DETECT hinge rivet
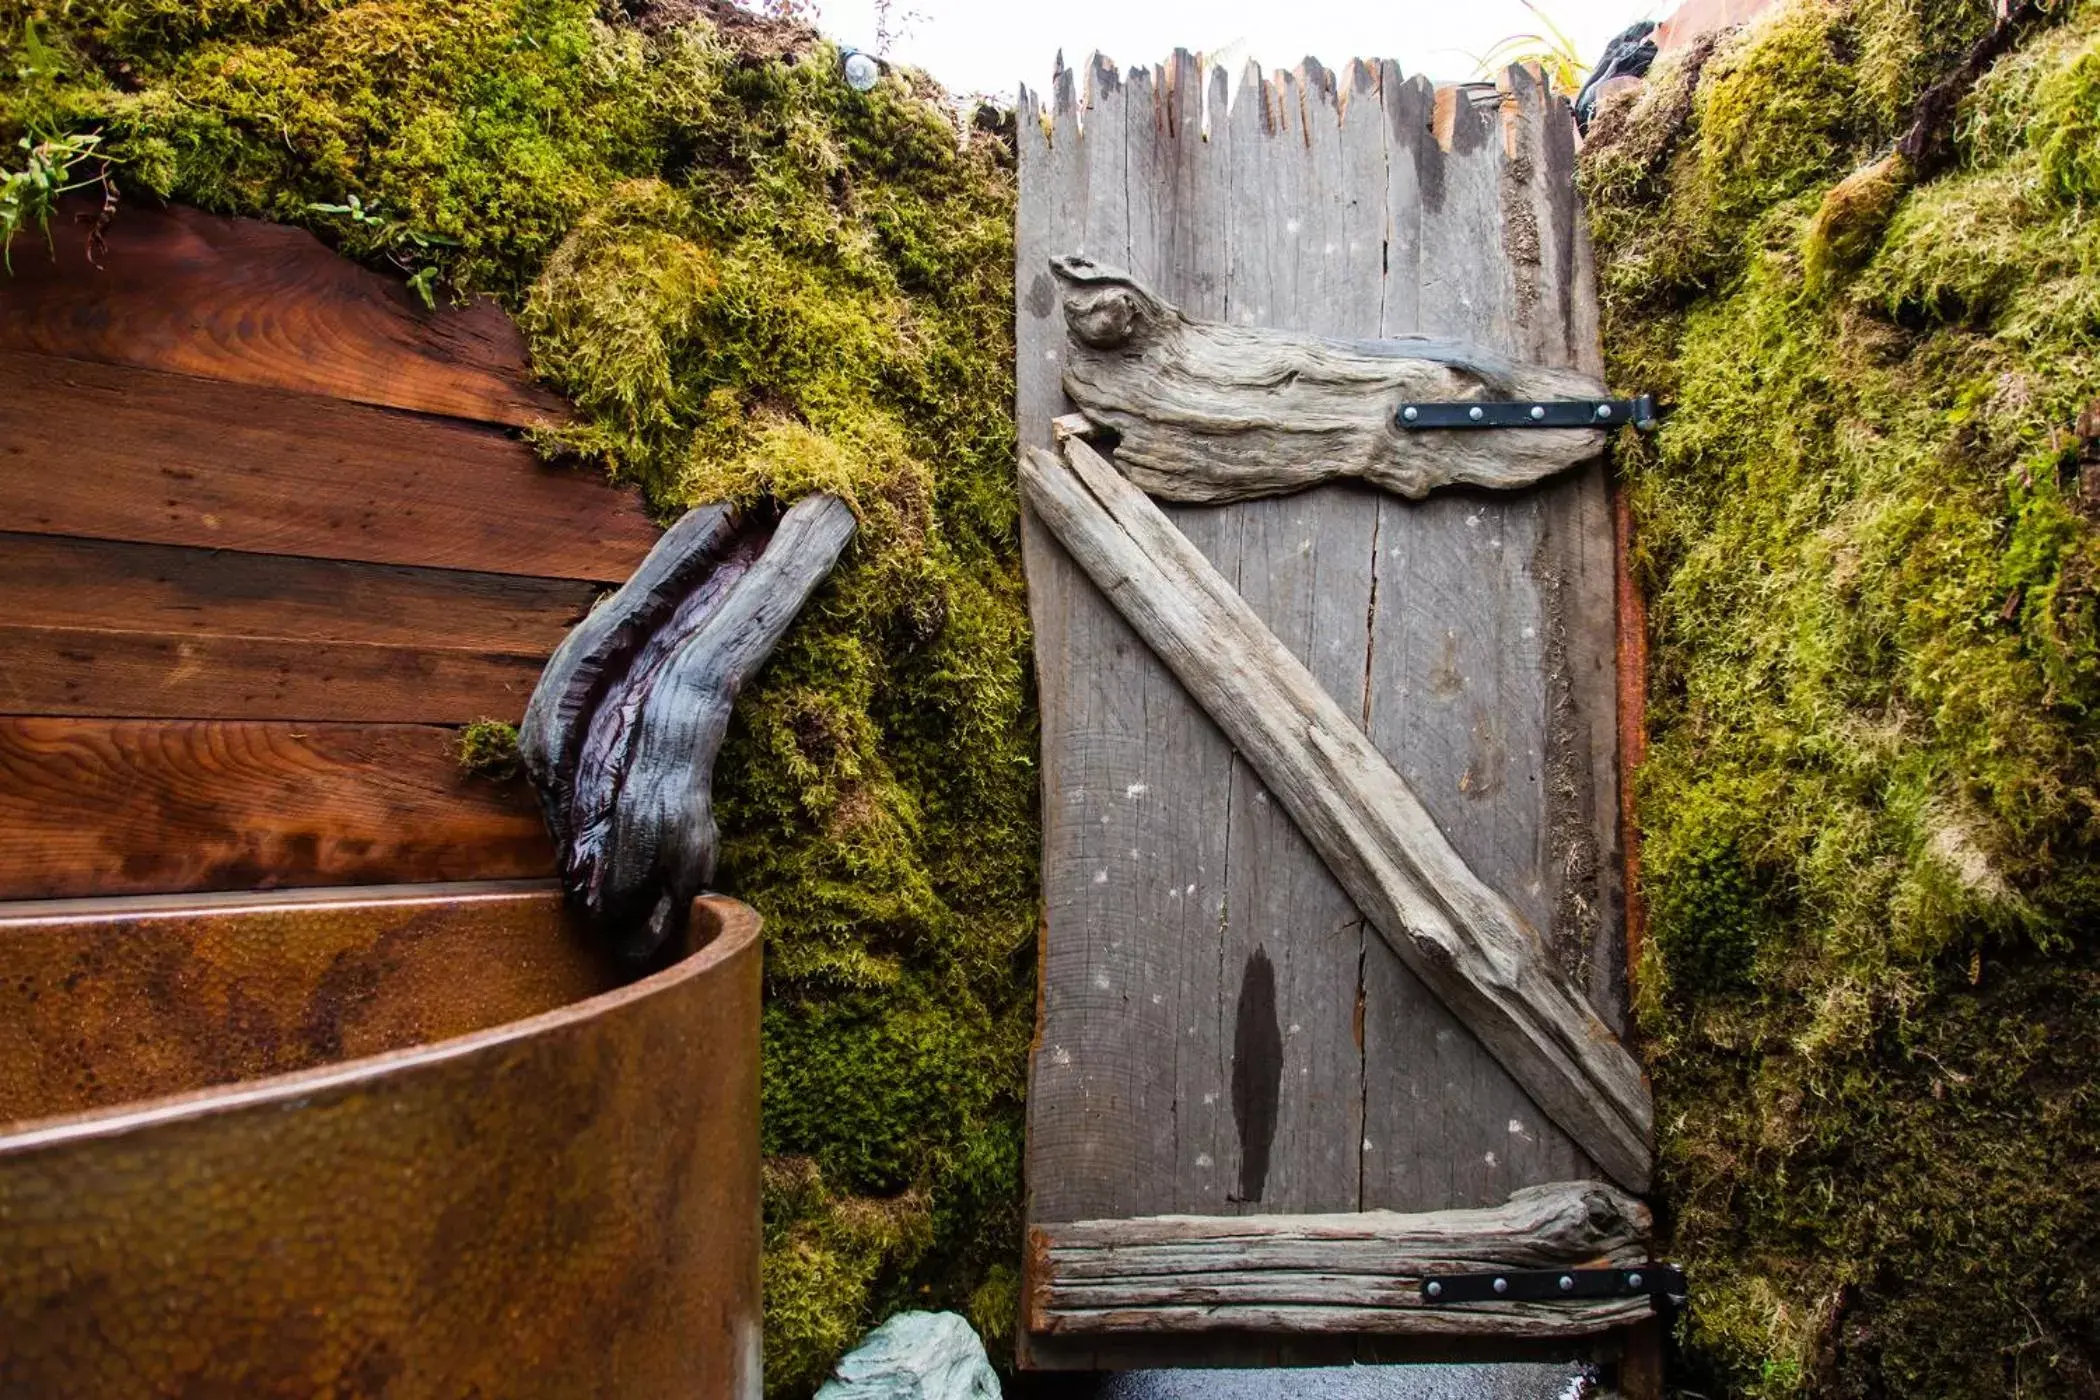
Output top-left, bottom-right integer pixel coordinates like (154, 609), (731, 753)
(1559, 1275), (1574, 1292)
(1402, 406), (1419, 422)
(1468, 405), (1484, 422)
(1627, 1272), (1644, 1291)
(1596, 403), (1614, 420)
(1492, 1277), (1509, 1295)
(1425, 1280), (1442, 1299)
(1529, 405), (1546, 421)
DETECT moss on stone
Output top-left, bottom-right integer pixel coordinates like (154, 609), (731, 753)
(1583, 1), (2100, 1393)
(2, 3), (1029, 1392)
(761, 1155), (935, 1398)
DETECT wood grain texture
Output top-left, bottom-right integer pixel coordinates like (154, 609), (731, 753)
(521, 495), (856, 958)
(1358, 67), (1625, 1214)
(1017, 53), (1633, 1364)
(1023, 435), (1651, 1191)
(0, 198), (570, 426)
(1051, 255), (1606, 502)
(0, 533), (597, 651)
(1027, 1181), (1651, 1337)
(0, 350), (657, 580)
(0, 718), (553, 900)
(0, 625), (547, 723)
(1615, 476), (1651, 994)
(0, 533), (589, 720)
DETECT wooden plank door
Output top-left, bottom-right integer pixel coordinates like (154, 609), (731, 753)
(1017, 53), (1642, 1368)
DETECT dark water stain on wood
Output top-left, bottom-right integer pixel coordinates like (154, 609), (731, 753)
(1231, 945), (1283, 1203)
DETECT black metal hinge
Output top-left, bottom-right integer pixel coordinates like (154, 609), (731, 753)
(1396, 395), (1660, 431)
(1420, 1265), (1688, 1307)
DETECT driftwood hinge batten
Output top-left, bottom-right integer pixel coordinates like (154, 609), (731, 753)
(1051, 256), (1616, 503)
(1018, 47), (1643, 1369)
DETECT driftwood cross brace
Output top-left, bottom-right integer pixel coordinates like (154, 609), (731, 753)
(1026, 264), (1653, 1196)
(1023, 435), (1651, 1193)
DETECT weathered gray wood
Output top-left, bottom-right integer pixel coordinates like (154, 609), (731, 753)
(1204, 55), (1382, 1220)
(1358, 68), (1623, 1214)
(1028, 1181), (1651, 1336)
(519, 494), (854, 958)
(1053, 256), (1605, 503)
(1018, 54), (1632, 1365)
(1024, 435), (1650, 1191)
(1137, 51), (1264, 1218)
(1020, 51), (1233, 1229)
(1365, 72), (1568, 1216)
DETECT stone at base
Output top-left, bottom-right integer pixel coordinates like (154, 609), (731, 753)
(815, 1311), (1001, 1400)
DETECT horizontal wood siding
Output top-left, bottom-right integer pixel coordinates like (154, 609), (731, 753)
(0, 535), (597, 651)
(1, 351), (656, 580)
(0, 198), (571, 426)
(0, 718), (554, 898)
(0, 201), (658, 900)
(0, 626), (548, 722)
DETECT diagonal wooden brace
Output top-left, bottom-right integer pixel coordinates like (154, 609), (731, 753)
(1020, 436), (1653, 1192)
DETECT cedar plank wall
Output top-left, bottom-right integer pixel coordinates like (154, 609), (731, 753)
(0, 201), (659, 900)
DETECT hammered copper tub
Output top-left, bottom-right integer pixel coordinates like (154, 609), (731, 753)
(0, 881), (761, 1398)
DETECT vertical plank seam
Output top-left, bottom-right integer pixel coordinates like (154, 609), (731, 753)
(1214, 507), (1251, 1211)
(1355, 53), (1396, 1213)
(1212, 55), (1241, 1215)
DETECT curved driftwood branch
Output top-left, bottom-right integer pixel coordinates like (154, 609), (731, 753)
(1028, 1180), (1653, 1337)
(521, 493), (856, 958)
(1052, 255), (1609, 503)
(1021, 436), (1652, 1191)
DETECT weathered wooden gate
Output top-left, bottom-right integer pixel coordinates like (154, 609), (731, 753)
(1017, 52), (1656, 1372)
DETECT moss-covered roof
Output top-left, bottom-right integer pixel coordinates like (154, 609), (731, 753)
(1583, 0), (2100, 1392)
(3, 2), (1031, 1393)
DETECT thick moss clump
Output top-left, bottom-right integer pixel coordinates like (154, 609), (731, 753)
(1, 3), (1030, 1392)
(457, 717), (523, 779)
(1583, 2), (2100, 1394)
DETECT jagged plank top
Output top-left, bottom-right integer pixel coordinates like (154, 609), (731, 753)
(1053, 255), (1609, 503)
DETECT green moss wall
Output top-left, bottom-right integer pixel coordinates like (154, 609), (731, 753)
(2, 3), (1031, 1393)
(1581, 2), (2100, 1393)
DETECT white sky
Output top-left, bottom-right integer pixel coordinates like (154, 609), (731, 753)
(810, 0), (1663, 101)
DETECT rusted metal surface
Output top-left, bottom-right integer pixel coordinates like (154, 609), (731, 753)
(0, 883), (762, 1399)
(0, 881), (619, 1121)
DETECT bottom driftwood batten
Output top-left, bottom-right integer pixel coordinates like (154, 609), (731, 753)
(1027, 1182), (1653, 1339)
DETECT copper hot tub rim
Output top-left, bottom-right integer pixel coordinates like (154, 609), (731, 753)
(0, 883), (761, 1154)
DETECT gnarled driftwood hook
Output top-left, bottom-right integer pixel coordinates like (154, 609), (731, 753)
(521, 493), (856, 959)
